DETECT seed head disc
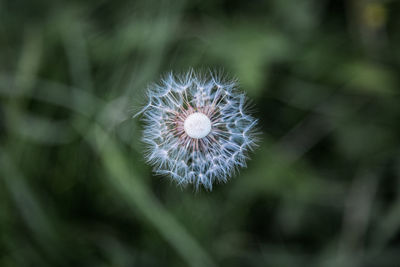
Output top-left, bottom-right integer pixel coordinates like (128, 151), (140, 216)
(184, 112), (211, 139)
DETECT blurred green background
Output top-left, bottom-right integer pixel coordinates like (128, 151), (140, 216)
(1, 0), (400, 266)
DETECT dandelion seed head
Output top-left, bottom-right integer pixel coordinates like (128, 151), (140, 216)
(137, 70), (258, 190)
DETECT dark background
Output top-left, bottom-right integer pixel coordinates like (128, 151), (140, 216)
(1, 0), (400, 266)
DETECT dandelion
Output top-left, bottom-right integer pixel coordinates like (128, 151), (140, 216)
(136, 70), (258, 190)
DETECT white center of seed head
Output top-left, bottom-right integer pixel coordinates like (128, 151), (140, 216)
(184, 112), (212, 139)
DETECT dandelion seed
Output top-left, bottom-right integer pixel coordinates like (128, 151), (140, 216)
(136, 70), (258, 190)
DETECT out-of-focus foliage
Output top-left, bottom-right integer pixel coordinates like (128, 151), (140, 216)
(1, 0), (400, 266)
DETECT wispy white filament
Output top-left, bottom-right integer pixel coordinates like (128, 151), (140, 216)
(137, 70), (258, 190)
